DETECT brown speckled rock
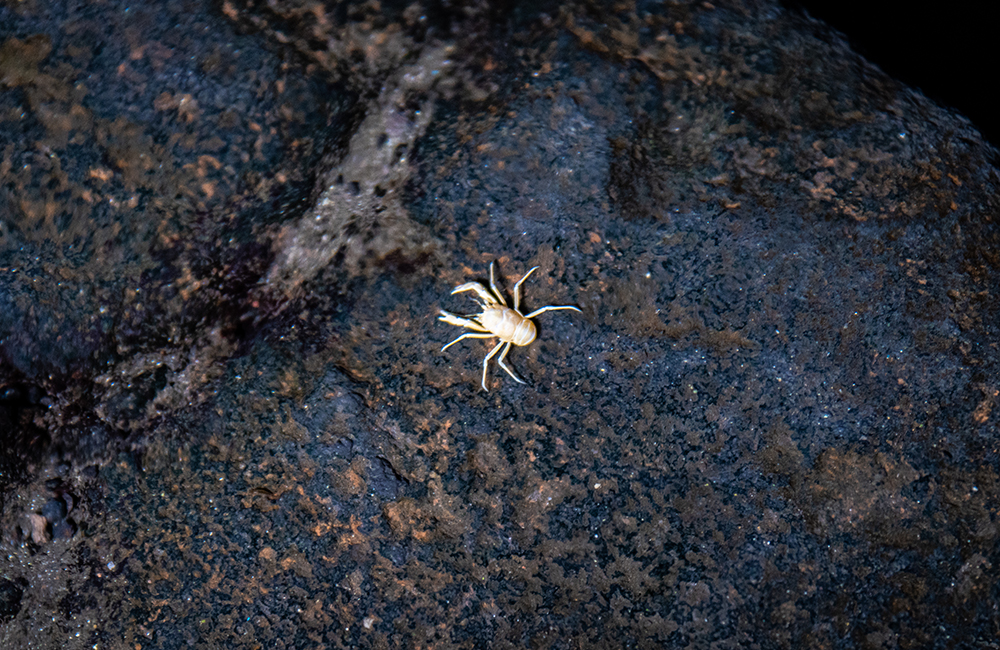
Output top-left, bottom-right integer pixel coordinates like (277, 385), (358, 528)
(2, 1), (998, 649)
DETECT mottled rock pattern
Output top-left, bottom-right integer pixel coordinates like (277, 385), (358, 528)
(2, 1), (998, 649)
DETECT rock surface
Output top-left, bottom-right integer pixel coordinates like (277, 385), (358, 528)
(1, 1), (998, 648)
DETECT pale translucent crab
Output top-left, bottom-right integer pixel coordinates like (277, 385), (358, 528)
(439, 262), (581, 390)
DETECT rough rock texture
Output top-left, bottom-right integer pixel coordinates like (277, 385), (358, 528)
(2, 1), (998, 649)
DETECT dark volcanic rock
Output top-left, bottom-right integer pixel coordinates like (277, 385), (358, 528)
(0, 577), (25, 623)
(1, 1), (998, 649)
(0, 0), (348, 381)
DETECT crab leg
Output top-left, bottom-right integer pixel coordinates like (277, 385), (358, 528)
(496, 341), (525, 384)
(512, 266), (538, 312)
(488, 262), (508, 306)
(451, 282), (498, 306)
(442, 332), (495, 352)
(523, 305), (582, 319)
(438, 310), (488, 331)
(481, 341), (505, 391)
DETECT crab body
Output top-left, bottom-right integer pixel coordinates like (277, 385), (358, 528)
(479, 306), (537, 346)
(439, 262), (580, 391)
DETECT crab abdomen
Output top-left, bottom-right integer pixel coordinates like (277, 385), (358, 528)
(481, 307), (537, 346)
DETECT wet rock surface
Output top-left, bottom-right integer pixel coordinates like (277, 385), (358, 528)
(2, 1), (999, 649)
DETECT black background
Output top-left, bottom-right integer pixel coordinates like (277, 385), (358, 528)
(786, 1), (996, 147)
